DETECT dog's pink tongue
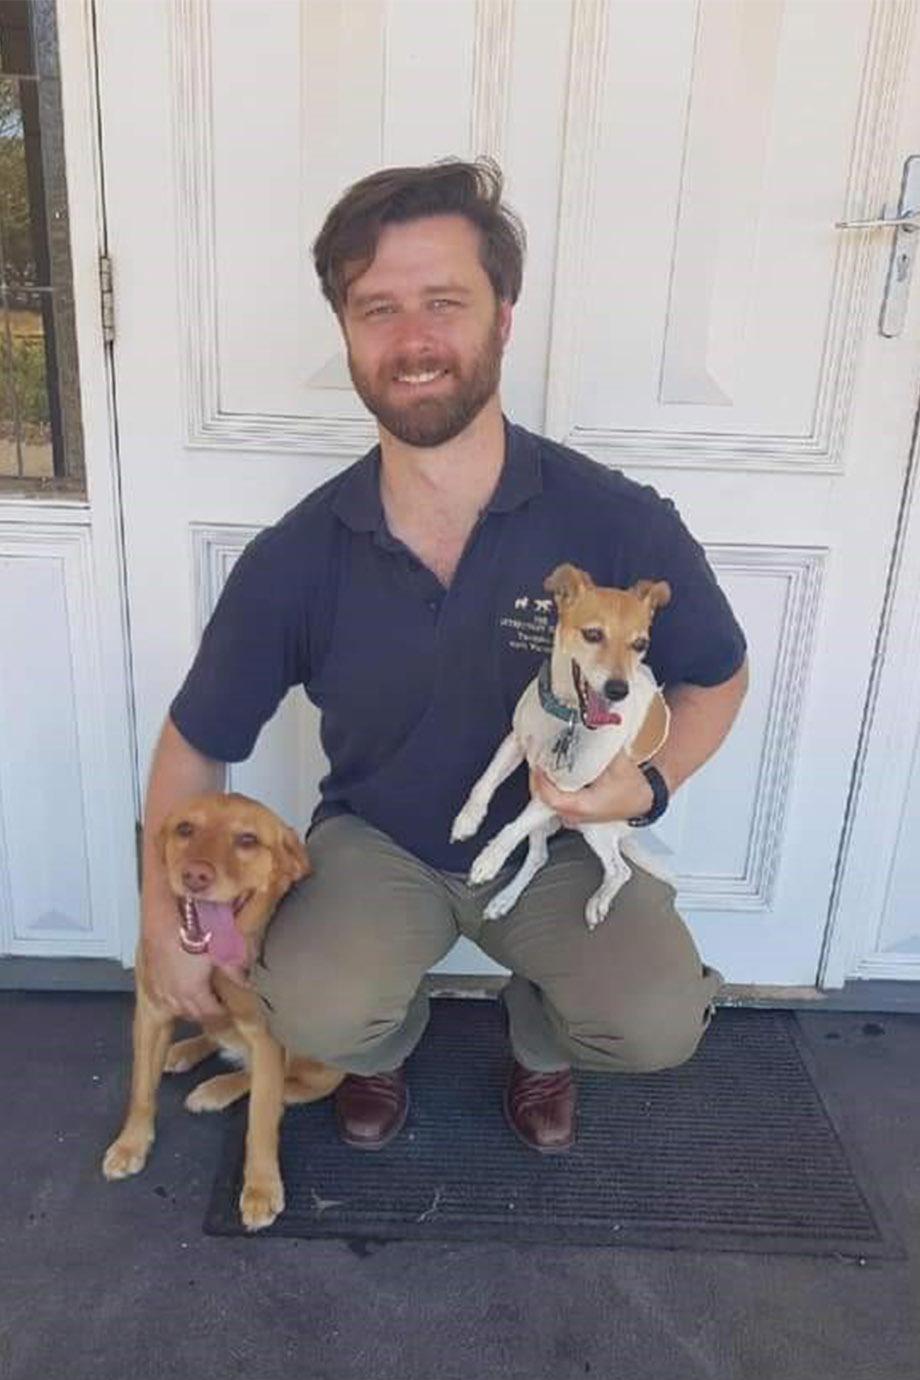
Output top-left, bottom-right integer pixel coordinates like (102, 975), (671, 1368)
(194, 900), (247, 968)
(585, 685), (622, 728)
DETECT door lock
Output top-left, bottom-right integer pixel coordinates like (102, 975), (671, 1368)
(836, 154), (920, 338)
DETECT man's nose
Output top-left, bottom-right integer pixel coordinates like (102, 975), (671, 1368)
(603, 678), (629, 702)
(390, 309), (441, 350)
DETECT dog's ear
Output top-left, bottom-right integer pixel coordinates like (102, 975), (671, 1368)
(279, 826), (311, 882)
(544, 564), (593, 606)
(632, 579), (671, 614)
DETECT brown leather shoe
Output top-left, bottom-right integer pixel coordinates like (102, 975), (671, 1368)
(504, 1059), (576, 1153)
(334, 1067), (409, 1150)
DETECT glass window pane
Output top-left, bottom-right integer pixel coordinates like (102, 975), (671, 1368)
(0, 304), (20, 476)
(0, 75), (49, 289)
(6, 285), (53, 478)
(0, 1), (82, 496)
(0, 2), (35, 78)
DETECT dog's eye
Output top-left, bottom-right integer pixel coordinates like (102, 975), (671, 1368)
(236, 832), (260, 849)
(175, 821), (194, 838)
(632, 636), (649, 653)
(581, 627), (604, 644)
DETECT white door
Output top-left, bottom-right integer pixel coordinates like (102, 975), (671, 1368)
(95, 0), (920, 986)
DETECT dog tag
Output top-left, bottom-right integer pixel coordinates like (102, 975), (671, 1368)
(551, 723), (577, 773)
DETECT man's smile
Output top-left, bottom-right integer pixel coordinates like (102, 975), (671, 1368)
(392, 367), (451, 387)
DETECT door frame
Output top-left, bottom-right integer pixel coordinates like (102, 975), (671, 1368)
(54, 0), (139, 962)
(821, 390), (920, 985)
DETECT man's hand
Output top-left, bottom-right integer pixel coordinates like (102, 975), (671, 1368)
(138, 717), (234, 1021)
(142, 911), (225, 1021)
(531, 752), (654, 827)
(531, 662), (750, 829)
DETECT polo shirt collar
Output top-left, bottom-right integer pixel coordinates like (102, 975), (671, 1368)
(488, 419), (544, 513)
(331, 416), (543, 534)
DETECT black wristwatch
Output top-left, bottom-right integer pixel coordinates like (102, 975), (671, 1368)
(627, 763), (670, 827)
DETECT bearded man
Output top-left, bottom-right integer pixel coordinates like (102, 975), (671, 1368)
(141, 160), (747, 1153)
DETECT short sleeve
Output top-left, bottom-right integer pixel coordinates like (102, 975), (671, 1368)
(169, 531), (309, 761)
(638, 503), (747, 688)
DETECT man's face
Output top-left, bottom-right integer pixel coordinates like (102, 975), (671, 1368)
(340, 214), (512, 448)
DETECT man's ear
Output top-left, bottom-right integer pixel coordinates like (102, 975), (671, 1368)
(544, 564), (593, 607)
(498, 298), (513, 348)
(632, 579), (671, 614)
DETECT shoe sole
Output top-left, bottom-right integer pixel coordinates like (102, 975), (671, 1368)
(502, 1085), (575, 1155)
(335, 1088), (410, 1151)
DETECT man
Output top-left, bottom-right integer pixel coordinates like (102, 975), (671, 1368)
(143, 159), (747, 1153)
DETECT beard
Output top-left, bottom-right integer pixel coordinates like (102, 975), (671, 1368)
(347, 310), (505, 448)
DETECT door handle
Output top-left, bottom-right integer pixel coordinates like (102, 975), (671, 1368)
(834, 212), (919, 229)
(835, 155), (920, 337)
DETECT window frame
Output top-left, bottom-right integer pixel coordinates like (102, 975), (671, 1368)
(0, 0), (86, 499)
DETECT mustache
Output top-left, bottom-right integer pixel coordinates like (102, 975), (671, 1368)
(388, 353), (453, 374)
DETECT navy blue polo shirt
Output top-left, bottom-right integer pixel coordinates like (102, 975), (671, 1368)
(170, 420), (746, 871)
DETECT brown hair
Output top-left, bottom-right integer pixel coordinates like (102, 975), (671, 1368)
(312, 157), (526, 314)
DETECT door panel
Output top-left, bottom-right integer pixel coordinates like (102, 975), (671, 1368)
(98, 0), (920, 983)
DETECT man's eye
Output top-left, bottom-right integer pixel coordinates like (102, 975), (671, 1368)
(365, 303), (394, 318)
(236, 833), (259, 849)
(430, 299), (459, 310)
(632, 637), (649, 653)
(176, 821), (194, 838)
(581, 628), (604, 644)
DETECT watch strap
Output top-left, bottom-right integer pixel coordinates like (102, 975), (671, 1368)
(627, 763), (670, 827)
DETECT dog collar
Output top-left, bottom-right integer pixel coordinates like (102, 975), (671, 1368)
(537, 660), (580, 725)
(538, 659), (623, 731)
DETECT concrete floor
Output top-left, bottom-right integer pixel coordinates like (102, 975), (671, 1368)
(1, 991), (918, 1380)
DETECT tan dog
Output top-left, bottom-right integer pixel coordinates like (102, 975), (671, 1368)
(452, 565), (671, 927)
(102, 792), (343, 1231)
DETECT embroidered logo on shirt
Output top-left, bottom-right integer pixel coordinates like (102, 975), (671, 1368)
(500, 593), (556, 656)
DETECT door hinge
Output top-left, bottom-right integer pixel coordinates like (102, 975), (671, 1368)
(99, 253), (115, 345)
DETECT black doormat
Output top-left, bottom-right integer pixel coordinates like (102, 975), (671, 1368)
(204, 999), (902, 1257)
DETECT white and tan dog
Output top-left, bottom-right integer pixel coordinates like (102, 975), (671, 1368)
(451, 565), (671, 928)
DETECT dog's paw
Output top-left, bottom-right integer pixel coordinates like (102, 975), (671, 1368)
(451, 799), (485, 842)
(164, 1035), (216, 1074)
(102, 1135), (152, 1180)
(483, 887), (515, 920)
(584, 891), (611, 931)
(585, 864), (631, 929)
(240, 1177), (284, 1232)
(184, 1082), (227, 1114)
(468, 842), (505, 887)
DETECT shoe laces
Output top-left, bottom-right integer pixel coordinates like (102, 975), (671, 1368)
(510, 1065), (572, 1110)
(343, 1070), (403, 1100)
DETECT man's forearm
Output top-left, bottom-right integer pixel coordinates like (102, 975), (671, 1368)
(651, 659), (749, 795)
(141, 717), (226, 935)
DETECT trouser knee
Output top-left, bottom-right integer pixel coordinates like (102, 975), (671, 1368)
(552, 989), (717, 1073)
(252, 959), (404, 1065)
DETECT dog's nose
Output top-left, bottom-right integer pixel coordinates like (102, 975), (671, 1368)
(603, 679), (629, 702)
(181, 861), (216, 894)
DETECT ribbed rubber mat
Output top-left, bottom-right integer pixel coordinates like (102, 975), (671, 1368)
(204, 1000), (901, 1257)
